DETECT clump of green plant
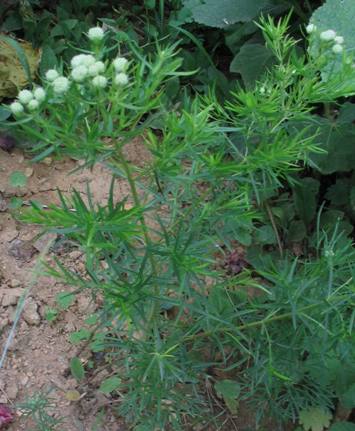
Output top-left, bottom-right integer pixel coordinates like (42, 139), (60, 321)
(3, 16), (355, 431)
(17, 390), (63, 431)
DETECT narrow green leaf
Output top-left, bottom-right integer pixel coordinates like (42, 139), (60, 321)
(99, 376), (121, 394)
(70, 357), (85, 382)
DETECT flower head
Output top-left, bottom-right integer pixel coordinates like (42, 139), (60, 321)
(334, 36), (344, 44)
(10, 101), (24, 115)
(306, 23), (316, 34)
(71, 54), (86, 68)
(114, 72), (129, 86)
(88, 61), (105, 77)
(81, 54), (96, 67)
(28, 99), (39, 111)
(71, 65), (88, 82)
(88, 26), (105, 42)
(18, 89), (33, 104)
(33, 87), (46, 102)
(332, 44), (343, 54)
(320, 29), (336, 41)
(45, 69), (59, 81)
(92, 75), (108, 88)
(52, 76), (70, 94)
(113, 57), (128, 72)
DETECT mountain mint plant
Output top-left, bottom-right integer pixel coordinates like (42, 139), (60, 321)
(3, 18), (355, 430)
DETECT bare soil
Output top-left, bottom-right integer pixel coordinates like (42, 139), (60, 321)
(0, 147), (138, 430)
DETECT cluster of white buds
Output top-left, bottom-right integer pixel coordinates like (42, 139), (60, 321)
(87, 26), (105, 42)
(10, 86), (46, 115)
(320, 29), (344, 54)
(307, 23), (344, 55)
(45, 70), (71, 95)
(113, 57), (129, 86)
(9, 26), (131, 116)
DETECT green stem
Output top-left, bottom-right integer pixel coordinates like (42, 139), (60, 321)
(184, 301), (326, 342)
(115, 149), (159, 326)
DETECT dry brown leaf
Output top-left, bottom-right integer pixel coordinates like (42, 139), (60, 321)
(0, 35), (41, 98)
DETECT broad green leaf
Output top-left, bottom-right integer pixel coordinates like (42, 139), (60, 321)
(307, 117), (355, 174)
(320, 210), (353, 236)
(0, 106), (11, 121)
(39, 45), (57, 76)
(288, 220), (307, 242)
(325, 179), (350, 206)
(255, 224), (276, 244)
(8, 197), (23, 209)
(182, 0), (274, 28)
(214, 379), (241, 414)
(144, 0), (156, 9)
(99, 376), (121, 394)
(310, 0), (355, 80)
(330, 423), (355, 431)
(44, 307), (58, 322)
(69, 329), (91, 344)
(230, 43), (275, 87)
(84, 314), (98, 326)
(293, 178), (320, 226)
(9, 170), (27, 188)
(56, 292), (75, 310)
(350, 187), (355, 212)
(70, 357), (85, 382)
(340, 383), (355, 409)
(299, 407), (332, 431)
(311, 0), (355, 67)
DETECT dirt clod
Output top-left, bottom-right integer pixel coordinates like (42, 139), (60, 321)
(8, 240), (37, 262)
(23, 299), (40, 326)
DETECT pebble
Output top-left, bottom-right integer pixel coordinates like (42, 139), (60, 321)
(8, 239), (37, 262)
(6, 382), (18, 400)
(68, 250), (83, 261)
(24, 167), (33, 177)
(0, 196), (7, 212)
(9, 279), (22, 288)
(23, 299), (41, 326)
(0, 317), (9, 330)
(1, 288), (24, 307)
(42, 157), (52, 166)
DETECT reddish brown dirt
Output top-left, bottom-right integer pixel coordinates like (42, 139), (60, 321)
(0, 147), (136, 430)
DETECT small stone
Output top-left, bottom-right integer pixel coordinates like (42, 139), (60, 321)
(8, 239), (37, 262)
(24, 167), (33, 177)
(76, 295), (95, 314)
(0, 196), (7, 212)
(1, 288), (24, 307)
(68, 250), (83, 261)
(42, 157), (52, 166)
(9, 279), (22, 288)
(0, 317), (9, 330)
(23, 299), (40, 326)
(16, 154), (25, 164)
(6, 382), (18, 400)
(33, 233), (57, 252)
(20, 375), (29, 386)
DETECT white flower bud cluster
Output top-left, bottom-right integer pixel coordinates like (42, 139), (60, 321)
(113, 57), (129, 86)
(9, 28), (131, 116)
(10, 86), (47, 115)
(87, 26), (105, 42)
(68, 53), (109, 88)
(307, 23), (345, 55)
(45, 69), (71, 94)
